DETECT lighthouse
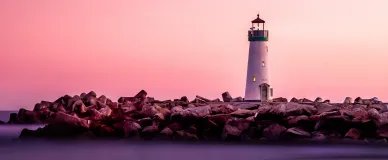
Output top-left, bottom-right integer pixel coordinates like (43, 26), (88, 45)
(244, 13), (273, 102)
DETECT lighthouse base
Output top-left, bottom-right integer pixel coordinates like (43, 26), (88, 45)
(244, 83), (273, 102)
(243, 100), (262, 102)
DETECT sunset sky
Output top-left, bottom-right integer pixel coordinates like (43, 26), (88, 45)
(1, 0), (388, 110)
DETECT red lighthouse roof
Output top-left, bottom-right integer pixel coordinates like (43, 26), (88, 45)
(251, 14), (265, 23)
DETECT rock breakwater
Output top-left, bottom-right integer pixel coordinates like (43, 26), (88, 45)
(3, 90), (388, 144)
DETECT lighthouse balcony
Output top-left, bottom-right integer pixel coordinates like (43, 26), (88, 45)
(248, 30), (269, 41)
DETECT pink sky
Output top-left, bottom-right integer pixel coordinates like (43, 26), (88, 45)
(1, 0), (388, 110)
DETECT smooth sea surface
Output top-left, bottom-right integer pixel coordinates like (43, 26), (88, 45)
(1, 111), (388, 160)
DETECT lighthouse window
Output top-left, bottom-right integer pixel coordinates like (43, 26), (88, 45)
(261, 61), (265, 67)
(252, 76), (256, 82)
(266, 46), (268, 52)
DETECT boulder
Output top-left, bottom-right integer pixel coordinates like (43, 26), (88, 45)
(175, 130), (199, 141)
(313, 114), (352, 134)
(268, 103), (286, 116)
(315, 103), (340, 115)
(123, 121), (142, 138)
(83, 91), (98, 106)
(16, 109), (41, 124)
(368, 108), (380, 120)
(7, 113), (19, 124)
(137, 117), (153, 127)
(195, 95), (211, 102)
(177, 105), (211, 120)
(310, 131), (327, 142)
(187, 104), (196, 108)
(211, 98), (222, 102)
(108, 102), (119, 109)
(282, 127), (312, 139)
(207, 114), (232, 126)
(154, 105), (171, 117)
(168, 122), (183, 132)
(272, 97), (288, 103)
(262, 123), (287, 141)
(141, 125), (159, 140)
(230, 97), (244, 102)
(314, 97), (323, 103)
(120, 102), (137, 113)
(221, 118), (251, 140)
(287, 115), (309, 126)
(36, 119), (90, 139)
(80, 93), (87, 99)
(94, 124), (116, 137)
(86, 91), (97, 98)
(235, 103), (259, 110)
(285, 102), (316, 117)
(290, 98), (299, 103)
(230, 109), (255, 118)
(51, 100), (65, 112)
(185, 125), (198, 135)
(157, 127), (174, 140)
(370, 97), (382, 104)
(368, 104), (388, 113)
(354, 97), (363, 104)
(323, 99), (330, 103)
(222, 92), (233, 102)
(66, 95), (81, 111)
(299, 98), (313, 103)
(191, 98), (208, 104)
(348, 107), (370, 123)
(344, 128), (361, 139)
(145, 97), (154, 103)
(72, 100), (87, 114)
(153, 112), (165, 121)
(33, 101), (51, 111)
(45, 112), (90, 129)
(62, 95), (73, 105)
(19, 128), (44, 139)
(134, 90), (147, 100)
(211, 104), (237, 114)
(361, 99), (372, 106)
(118, 97), (135, 103)
(140, 105), (158, 117)
(344, 97), (352, 104)
(180, 96), (189, 103)
(171, 106), (184, 114)
(84, 109), (105, 121)
(96, 101), (109, 109)
(98, 107), (112, 116)
(254, 104), (274, 120)
(97, 95), (107, 104)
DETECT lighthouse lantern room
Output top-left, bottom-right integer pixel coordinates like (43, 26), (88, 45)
(244, 13), (273, 102)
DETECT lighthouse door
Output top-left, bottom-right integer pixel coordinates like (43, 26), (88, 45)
(260, 85), (269, 101)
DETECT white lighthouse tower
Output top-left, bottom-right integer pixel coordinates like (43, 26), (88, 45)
(244, 13), (273, 102)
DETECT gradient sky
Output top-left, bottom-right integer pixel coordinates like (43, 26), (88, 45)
(1, 0), (388, 110)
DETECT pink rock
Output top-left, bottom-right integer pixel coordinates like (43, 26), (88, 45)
(222, 92), (233, 102)
(262, 123), (287, 141)
(134, 90), (147, 99)
(272, 97), (288, 103)
(345, 128), (361, 139)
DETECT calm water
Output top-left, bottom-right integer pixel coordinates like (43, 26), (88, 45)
(1, 111), (388, 160)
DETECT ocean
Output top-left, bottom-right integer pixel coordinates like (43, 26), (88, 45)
(1, 111), (388, 160)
